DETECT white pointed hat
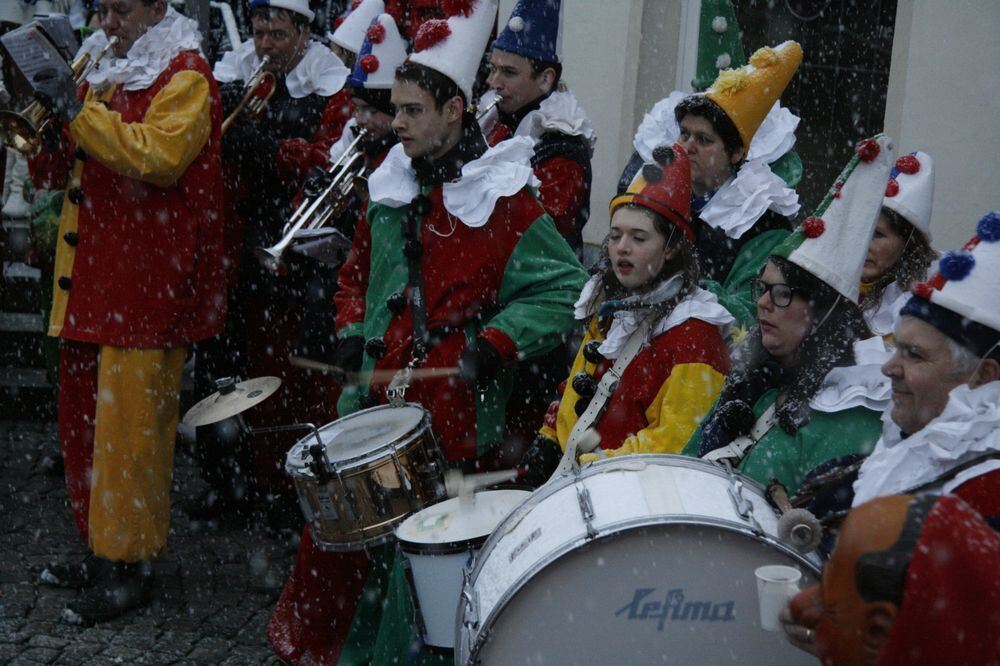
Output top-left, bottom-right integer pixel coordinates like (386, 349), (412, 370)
(408, 0), (498, 101)
(250, 0), (314, 21)
(331, 0), (384, 54)
(347, 14), (408, 90)
(771, 134), (895, 302)
(882, 150), (934, 241)
(909, 212), (1000, 336)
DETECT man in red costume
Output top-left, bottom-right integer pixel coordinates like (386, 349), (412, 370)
(31, 0), (225, 624)
(787, 493), (1000, 665)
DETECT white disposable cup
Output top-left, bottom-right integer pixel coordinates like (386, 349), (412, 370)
(755, 564), (802, 631)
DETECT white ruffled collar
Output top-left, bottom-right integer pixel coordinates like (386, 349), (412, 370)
(698, 159), (800, 239)
(632, 91), (799, 165)
(809, 336), (893, 413)
(573, 274), (734, 360)
(478, 89), (596, 152)
(80, 7), (202, 92)
(852, 381), (1000, 506)
(213, 39), (348, 99)
(862, 281), (908, 338)
(367, 136), (539, 228)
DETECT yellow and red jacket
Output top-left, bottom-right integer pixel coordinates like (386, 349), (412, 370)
(541, 314), (730, 458)
(48, 51), (225, 348)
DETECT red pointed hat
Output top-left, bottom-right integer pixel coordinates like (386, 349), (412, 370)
(610, 144), (694, 241)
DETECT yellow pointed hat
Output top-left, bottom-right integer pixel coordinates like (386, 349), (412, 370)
(704, 40), (803, 149)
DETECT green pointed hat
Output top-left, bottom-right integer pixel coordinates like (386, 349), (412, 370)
(692, 0), (746, 90)
(772, 134), (895, 302)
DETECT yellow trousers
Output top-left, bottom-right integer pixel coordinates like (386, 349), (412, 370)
(88, 345), (186, 562)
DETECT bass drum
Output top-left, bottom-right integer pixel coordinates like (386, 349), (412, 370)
(457, 455), (821, 664)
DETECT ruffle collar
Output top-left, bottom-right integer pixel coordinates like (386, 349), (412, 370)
(478, 89), (596, 152)
(698, 159), (800, 239)
(852, 381), (1000, 506)
(367, 136), (539, 228)
(213, 39), (348, 99)
(862, 281), (907, 338)
(632, 90), (799, 165)
(809, 336), (893, 413)
(573, 275), (734, 360)
(80, 7), (202, 92)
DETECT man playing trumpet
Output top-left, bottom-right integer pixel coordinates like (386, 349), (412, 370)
(29, 0), (225, 624)
(188, 0), (350, 528)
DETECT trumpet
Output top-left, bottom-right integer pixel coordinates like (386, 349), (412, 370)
(221, 55), (276, 134)
(0, 36), (118, 156)
(474, 94), (503, 121)
(256, 128), (370, 273)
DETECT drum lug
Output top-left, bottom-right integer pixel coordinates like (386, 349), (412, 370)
(724, 462), (764, 535)
(575, 484), (598, 540)
(461, 567), (479, 629)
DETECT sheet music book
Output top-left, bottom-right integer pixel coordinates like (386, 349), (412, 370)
(0, 23), (74, 107)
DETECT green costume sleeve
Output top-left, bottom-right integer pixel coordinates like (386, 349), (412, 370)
(703, 228), (790, 332)
(485, 215), (588, 360)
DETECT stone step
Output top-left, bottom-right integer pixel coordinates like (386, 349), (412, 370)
(0, 366), (50, 388)
(0, 311), (44, 333)
(2, 262), (43, 312)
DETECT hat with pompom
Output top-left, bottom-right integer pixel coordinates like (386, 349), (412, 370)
(250, 0), (315, 21)
(408, 0), (498, 101)
(772, 134), (895, 302)
(902, 211), (1000, 352)
(331, 0), (384, 54)
(883, 151), (935, 241)
(693, 0), (746, 90)
(347, 13), (408, 90)
(609, 144), (694, 242)
(492, 0), (562, 63)
(704, 40), (802, 150)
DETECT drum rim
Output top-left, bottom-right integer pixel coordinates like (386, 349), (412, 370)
(399, 534), (487, 556)
(458, 513), (822, 660)
(286, 402), (431, 472)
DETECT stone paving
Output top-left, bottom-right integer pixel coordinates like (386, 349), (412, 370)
(0, 420), (296, 665)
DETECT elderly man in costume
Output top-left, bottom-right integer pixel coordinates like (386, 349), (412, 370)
(786, 493), (1000, 665)
(31, 0), (225, 623)
(188, 0), (351, 526)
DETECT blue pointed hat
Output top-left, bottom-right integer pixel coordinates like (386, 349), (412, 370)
(492, 0), (562, 63)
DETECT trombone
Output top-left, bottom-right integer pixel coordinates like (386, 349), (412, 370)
(221, 55), (276, 134)
(256, 128), (370, 274)
(0, 36), (118, 156)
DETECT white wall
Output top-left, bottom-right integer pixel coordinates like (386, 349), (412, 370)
(884, 0), (1000, 251)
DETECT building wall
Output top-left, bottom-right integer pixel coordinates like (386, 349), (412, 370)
(884, 0), (1000, 250)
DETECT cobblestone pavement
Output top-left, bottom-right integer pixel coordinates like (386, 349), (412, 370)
(0, 420), (296, 665)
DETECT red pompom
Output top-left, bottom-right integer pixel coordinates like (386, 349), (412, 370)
(885, 178), (899, 197)
(359, 54), (379, 73)
(832, 181), (844, 199)
(855, 138), (880, 162)
(366, 22), (386, 44)
(442, 0), (476, 17)
(350, 0), (362, 9)
(802, 216), (825, 239)
(414, 19), (451, 52)
(332, 16), (346, 30)
(895, 154), (920, 175)
(912, 282), (933, 300)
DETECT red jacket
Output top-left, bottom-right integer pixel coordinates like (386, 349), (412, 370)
(50, 51), (225, 348)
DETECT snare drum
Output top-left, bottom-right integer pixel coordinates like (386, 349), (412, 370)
(396, 490), (530, 649)
(285, 404), (445, 550)
(457, 455), (822, 664)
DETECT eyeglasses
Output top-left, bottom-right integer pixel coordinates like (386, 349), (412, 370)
(752, 279), (802, 308)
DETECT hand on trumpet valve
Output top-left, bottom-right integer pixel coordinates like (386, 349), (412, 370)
(32, 68), (82, 123)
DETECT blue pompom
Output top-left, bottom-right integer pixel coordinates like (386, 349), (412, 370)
(939, 251), (975, 281)
(977, 211), (1000, 242)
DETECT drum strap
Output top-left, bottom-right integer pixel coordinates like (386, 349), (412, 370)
(552, 317), (654, 478)
(703, 403), (778, 466)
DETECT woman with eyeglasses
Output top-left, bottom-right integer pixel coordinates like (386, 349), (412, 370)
(519, 145), (734, 486)
(860, 151), (937, 341)
(682, 137), (897, 498)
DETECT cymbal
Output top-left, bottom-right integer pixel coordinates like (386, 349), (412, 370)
(181, 376), (282, 427)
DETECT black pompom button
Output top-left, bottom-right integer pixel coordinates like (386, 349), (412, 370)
(652, 145), (675, 165)
(364, 336), (387, 359)
(57, 276), (72, 290)
(411, 195), (431, 217)
(574, 396), (592, 417)
(67, 187), (84, 205)
(571, 372), (598, 398)
(74, 147), (88, 162)
(386, 291), (407, 314)
(403, 239), (423, 259)
(63, 232), (79, 247)
(642, 164), (663, 183)
(582, 340), (604, 364)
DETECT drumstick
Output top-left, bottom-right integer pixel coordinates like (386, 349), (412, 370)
(289, 356), (460, 383)
(444, 468), (527, 498)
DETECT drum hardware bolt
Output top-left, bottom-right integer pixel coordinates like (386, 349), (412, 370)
(307, 444), (334, 485)
(214, 376), (237, 394)
(724, 461), (763, 535)
(575, 485), (598, 540)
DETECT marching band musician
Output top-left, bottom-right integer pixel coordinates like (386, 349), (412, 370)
(30, 0), (225, 623)
(321, 1), (586, 660)
(479, 0), (595, 256)
(266, 13), (406, 663)
(186, 0), (351, 527)
(519, 145), (734, 487)
(327, 0), (384, 70)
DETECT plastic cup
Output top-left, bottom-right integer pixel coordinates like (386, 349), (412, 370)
(755, 564), (802, 631)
